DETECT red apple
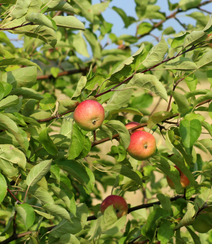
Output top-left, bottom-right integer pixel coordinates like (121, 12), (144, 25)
(125, 122), (144, 132)
(127, 131), (156, 160)
(73, 100), (105, 131)
(166, 166), (190, 189)
(100, 195), (128, 218)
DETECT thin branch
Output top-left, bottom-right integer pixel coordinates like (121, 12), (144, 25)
(0, 22), (34, 31)
(197, 6), (212, 14)
(175, 17), (188, 30)
(7, 188), (22, 204)
(36, 107), (77, 123)
(37, 67), (88, 80)
(137, 0), (212, 40)
(94, 44), (197, 99)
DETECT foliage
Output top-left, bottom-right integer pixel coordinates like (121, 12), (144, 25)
(0, 0), (212, 243)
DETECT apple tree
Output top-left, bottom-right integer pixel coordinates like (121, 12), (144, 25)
(1, 0), (212, 243)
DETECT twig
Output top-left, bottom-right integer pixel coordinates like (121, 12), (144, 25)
(7, 188), (22, 204)
(37, 68), (88, 80)
(94, 45), (197, 99)
(0, 22), (34, 31)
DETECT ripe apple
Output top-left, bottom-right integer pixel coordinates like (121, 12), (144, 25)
(127, 131), (156, 160)
(192, 214), (212, 233)
(166, 166), (190, 189)
(100, 195), (128, 218)
(125, 121), (144, 132)
(73, 100), (105, 131)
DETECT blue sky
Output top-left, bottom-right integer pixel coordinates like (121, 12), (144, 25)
(6, 0), (211, 50)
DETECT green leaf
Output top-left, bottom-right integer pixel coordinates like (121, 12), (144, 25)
(0, 58), (40, 70)
(16, 203), (35, 230)
(144, 5), (166, 20)
(67, 124), (84, 160)
(104, 84), (133, 112)
(157, 220), (175, 244)
(28, 185), (54, 205)
(53, 16), (85, 30)
(26, 13), (56, 30)
(49, 203), (88, 237)
(129, 73), (168, 101)
(10, 87), (43, 100)
(11, 0), (31, 19)
(103, 215), (127, 237)
(175, 202), (195, 229)
(57, 160), (95, 194)
(34, 209), (54, 220)
(59, 234), (80, 244)
(186, 226), (201, 244)
(22, 25), (57, 48)
(179, 119), (202, 154)
(50, 184), (75, 212)
(165, 57), (197, 70)
(39, 128), (58, 156)
(0, 82), (5, 101)
(198, 139), (212, 154)
(71, 76), (87, 98)
(1, 82), (13, 98)
(105, 120), (130, 149)
(179, 0), (201, 11)
(0, 95), (19, 110)
(0, 173), (7, 204)
(0, 114), (27, 150)
(172, 91), (191, 115)
(196, 50), (212, 69)
(183, 30), (206, 48)
(92, 1), (110, 15)
(72, 0), (93, 22)
(142, 208), (169, 241)
(0, 144), (26, 170)
(157, 193), (172, 214)
(46, 1), (75, 14)
(83, 29), (101, 59)
(43, 204), (71, 221)
(2, 66), (37, 88)
(72, 31), (90, 58)
(142, 37), (168, 69)
(26, 160), (52, 187)
(194, 91), (212, 107)
(185, 73), (198, 91)
(137, 22), (153, 35)
(112, 7), (135, 28)
(147, 111), (174, 129)
(111, 164), (142, 185)
(42, 0), (62, 8)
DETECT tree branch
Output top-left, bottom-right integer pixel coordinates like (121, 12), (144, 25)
(0, 22), (34, 31)
(94, 44), (197, 99)
(0, 195), (190, 244)
(37, 67), (88, 80)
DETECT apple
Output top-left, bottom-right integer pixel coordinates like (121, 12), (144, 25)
(73, 100), (105, 131)
(100, 195), (128, 218)
(127, 131), (156, 160)
(192, 214), (212, 233)
(166, 166), (190, 189)
(125, 121), (144, 132)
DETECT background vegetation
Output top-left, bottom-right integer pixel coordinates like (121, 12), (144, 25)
(0, 0), (212, 243)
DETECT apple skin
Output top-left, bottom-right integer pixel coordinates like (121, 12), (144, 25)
(127, 131), (156, 160)
(73, 100), (105, 131)
(166, 166), (190, 189)
(192, 214), (212, 233)
(125, 122), (144, 132)
(100, 195), (128, 218)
